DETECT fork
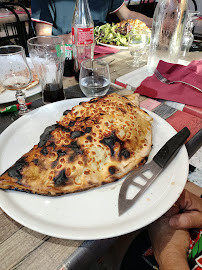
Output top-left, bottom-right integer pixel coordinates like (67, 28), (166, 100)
(154, 69), (202, 93)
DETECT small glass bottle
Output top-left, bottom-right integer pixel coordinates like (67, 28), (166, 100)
(72, 0), (94, 81)
(147, 0), (188, 73)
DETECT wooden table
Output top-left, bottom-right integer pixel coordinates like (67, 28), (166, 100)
(0, 50), (202, 270)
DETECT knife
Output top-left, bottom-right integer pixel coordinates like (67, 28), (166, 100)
(118, 127), (190, 216)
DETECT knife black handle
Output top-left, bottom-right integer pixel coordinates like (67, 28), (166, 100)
(153, 127), (190, 168)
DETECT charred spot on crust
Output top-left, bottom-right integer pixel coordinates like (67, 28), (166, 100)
(79, 101), (84, 105)
(109, 166), (116, 175)
(85, 127), (92, 133)
(100, 131), (124, 156)
(137, 157), (148, 167)
(61, 126), (71, 133)
(33, 159), (39, 165)
(141, 157), (148, 164)
(6, 156), (28, 181)
(63, 109), (71, 115)
(68, 155), (76, 162)
(100, 132), (117, 156)
(53, 169), (69, 186)
(47, 141), (56, 148)
(57, 149), (66, 157)
(87, 135), (92, 142)
(119, 107), (126, 113)
(120, 149), (130, 159)
(38, 124), (59, 147)
(70, 131), (84, 139)
(89, 98), (98, 103)
(69, 121), (76, 127)
(67, 141), (83, 155)
(51, 150), (67, 168)
(40, 147), (48, 156)
(67, 141), (79, 148)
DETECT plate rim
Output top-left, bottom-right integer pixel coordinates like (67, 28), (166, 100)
(98, 42), (128, 50)
(0, 98), (189, 240)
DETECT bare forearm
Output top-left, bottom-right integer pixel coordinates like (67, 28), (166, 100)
(158, 253), (189, 270)
(35, 22), (52, 36)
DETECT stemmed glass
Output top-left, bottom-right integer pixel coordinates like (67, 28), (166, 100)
(0, 45), (32, 116)
(127, 29), (150, 67)
(79, 59), (110, 97)
(181, 11), (200, 57)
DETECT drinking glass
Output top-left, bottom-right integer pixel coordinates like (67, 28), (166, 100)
(0, 45), (31, 115)
(127, 29), (150, 67)
(27, 36), (65, 104)
(79, 59), (110, 97)
(181, 11), (200, 57)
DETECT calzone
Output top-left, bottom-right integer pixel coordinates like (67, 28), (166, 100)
(0, 93), (153, 195)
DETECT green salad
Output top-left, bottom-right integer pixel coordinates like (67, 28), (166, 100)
(94, 23), (129, 47)
(94, 21), (151, 47)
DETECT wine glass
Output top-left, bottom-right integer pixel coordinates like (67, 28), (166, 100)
(0, 45), (32, 116)
(181, 11), (200, 57)
(127, 29), (150, 67)
(79, 59), (110, 97)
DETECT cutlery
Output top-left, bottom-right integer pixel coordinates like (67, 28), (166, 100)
(154, 69), (202, 93)
(118, 127), (190, 216)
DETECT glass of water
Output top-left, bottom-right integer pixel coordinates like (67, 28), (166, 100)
(79, 59), (110, 97)
(127, 29), (149, 67)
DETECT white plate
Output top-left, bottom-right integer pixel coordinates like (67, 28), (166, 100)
(0, 98), (189, 240)
(0, 58), (41, 104)
(98, 42), (128, 50)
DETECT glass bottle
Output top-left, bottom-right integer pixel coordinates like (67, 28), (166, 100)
(72, 0), (94, 81)
(147, 0), (188, 73)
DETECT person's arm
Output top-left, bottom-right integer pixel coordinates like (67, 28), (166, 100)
(35, 22), (72, 44)
(149, 187), (202, 270)
(35, 22), (52, 36)
(115, 3), (153, 27)
(148, 217), (190, 270)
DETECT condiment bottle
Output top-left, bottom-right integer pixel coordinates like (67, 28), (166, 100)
(72, 0), (94, 81)
(147, 0), (188, 73)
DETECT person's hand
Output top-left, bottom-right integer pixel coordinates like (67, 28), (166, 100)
(148, 216), (190, 270)
(59, 33), (72, 44)
(165, 189), (202, 229)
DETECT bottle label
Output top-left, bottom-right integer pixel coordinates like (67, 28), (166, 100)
(72, 27), (75, 44)
(77, 27), (94, 45)
(64, 44), (73, 60)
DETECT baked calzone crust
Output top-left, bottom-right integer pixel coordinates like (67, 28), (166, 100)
(0, 93), (153, 195)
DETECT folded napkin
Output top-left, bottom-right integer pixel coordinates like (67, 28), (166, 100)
(135, 60), (202, 108)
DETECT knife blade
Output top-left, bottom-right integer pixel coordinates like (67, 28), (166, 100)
(118, 127), (190, 216)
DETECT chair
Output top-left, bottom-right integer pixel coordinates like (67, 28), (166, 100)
(189, 0), (197, 11)
(0, 2), (35, 55)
